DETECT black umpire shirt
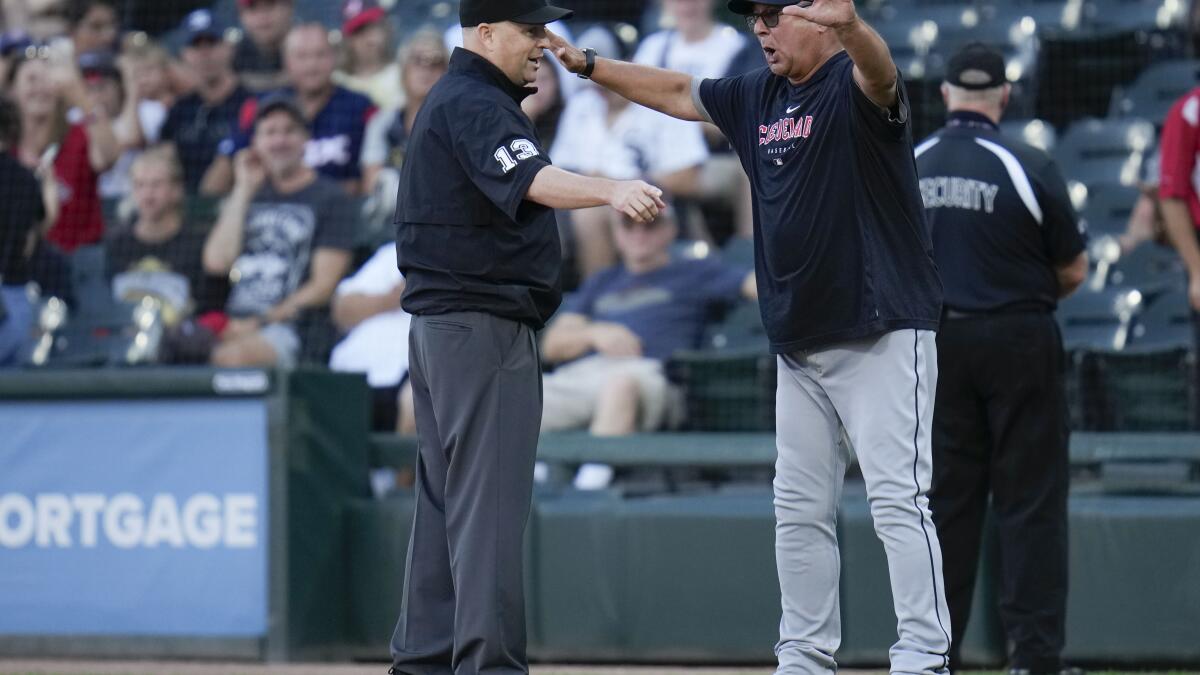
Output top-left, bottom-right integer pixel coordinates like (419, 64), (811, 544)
(697, 52), (944, 354)
(916, 111), (1086, 313)
(396, 48), (562, 329)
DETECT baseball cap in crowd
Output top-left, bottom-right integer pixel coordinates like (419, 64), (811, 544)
(726, 0), (809, 16)
(0, 31), (33, 58)
(181, 9), (227, 46)
(253, 93), (308, 131)
(945, 42), (1007, 90)
(342, 0), (386, 36)
(78, 50), (121, 82)
(459, 0), (573, 27)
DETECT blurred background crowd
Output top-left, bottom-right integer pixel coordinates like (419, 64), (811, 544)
(0, 0), (1196, 464)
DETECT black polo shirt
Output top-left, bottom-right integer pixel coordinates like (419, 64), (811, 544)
(916, 111), (1086, 313)
(395, 48), (561, 329)
(697, 52), (943, 354)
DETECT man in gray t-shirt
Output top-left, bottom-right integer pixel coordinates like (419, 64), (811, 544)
(203, 96), (354, 367)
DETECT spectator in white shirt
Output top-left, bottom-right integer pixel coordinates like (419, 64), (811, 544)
(330, 241), (415, 433)
(634, 0), (755, 241)
(550, 26), (710, 278)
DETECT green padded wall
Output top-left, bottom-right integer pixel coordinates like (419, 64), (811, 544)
(1063, 495), (1200, 664)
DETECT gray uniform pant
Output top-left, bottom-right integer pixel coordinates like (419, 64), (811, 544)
(390, 312), (542, 675)
(774, 329), (952, 675)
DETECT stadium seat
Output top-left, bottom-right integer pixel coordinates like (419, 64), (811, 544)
(1078, 182), (1140, 226)
(1107, 241), (1182, 291)
(69, 244), (118, 317)
(1056, 117), (1156, 187)
(1057, 286), (1143, 351)
(1129, 288), (1192, 350)
(1082, 0), (1190, 34)
(1110, 59), (1200, 125)
(667, 347), (776, 432)
(1087, 346), (1194, 430)
(999, 118), (1059, 152)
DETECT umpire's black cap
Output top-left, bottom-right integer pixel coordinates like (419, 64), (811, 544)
(945, 42), (1008, 90)
(727, 0), (807, 16)
(460, 0), (573, 27)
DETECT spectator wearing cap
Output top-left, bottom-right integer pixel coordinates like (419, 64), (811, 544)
(67, 0), (119, 56)
(551, 27), (709, 277)
(360, 29), (447, 193)
(202, 95), (354, 368)
(918, 43), (1088, 675)
(8, 48), (120, 254)
(78, 49), (168, 203)
(233, 0), (293, 93)
(204, 23), (377, 197)
(333, 0), (402, 110)
(159, 9), (253, 194)
(0, 31), (35, 85)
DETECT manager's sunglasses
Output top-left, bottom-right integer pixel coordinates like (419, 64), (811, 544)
(744, 8), (784, 30)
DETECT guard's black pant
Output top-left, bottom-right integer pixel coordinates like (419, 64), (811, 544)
(390, 312), (542, 675)
(928, 312), (1070, 673)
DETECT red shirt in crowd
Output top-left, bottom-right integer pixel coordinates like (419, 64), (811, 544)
(46, 123), (104, 253)
(1160, 85), (1200, 228)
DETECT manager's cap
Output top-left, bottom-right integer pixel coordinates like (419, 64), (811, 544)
(727, 0), (806, 16)
(460, 0), (573, 27)
(945, 42), (1007, 90)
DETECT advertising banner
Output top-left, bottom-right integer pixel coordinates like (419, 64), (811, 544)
(0, 399), (269, 636)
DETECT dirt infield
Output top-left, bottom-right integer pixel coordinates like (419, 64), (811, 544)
(0, 663), (797, 675)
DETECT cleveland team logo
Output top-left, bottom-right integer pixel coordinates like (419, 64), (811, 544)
(760, 115), (814, 146)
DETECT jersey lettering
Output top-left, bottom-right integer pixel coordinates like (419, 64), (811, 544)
(759, 115), (814, 146)
(920, 176), (1000, 213)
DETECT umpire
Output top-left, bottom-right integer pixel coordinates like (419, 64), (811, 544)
(917, 43), (1089, 675)
(388, 0), (666, 672)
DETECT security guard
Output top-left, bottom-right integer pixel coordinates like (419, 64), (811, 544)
(389, 0), (666, 672)
(917, 43), (1089, 675)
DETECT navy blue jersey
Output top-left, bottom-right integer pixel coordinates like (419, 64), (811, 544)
(564, 257), (749, 361)
(394, 48), (562, 329)
(160, 84), (253, 192)
(916, 112), (1086, 313)
(697, 52), (943, 353)
(222, 86), (376, 183)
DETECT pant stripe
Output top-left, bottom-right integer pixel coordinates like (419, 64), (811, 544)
(912, 330), (951, 669)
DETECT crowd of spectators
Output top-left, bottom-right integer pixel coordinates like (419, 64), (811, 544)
(0, 0), (1193, 455)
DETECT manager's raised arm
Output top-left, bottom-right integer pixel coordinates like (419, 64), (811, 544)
(548, 30), (706, 122)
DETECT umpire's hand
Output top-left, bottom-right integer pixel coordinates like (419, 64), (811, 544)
(608, 180), (667, 224)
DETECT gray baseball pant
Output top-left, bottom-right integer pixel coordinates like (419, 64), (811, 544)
(774, 329), (952, 675)
(390, 311), (542, 675)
